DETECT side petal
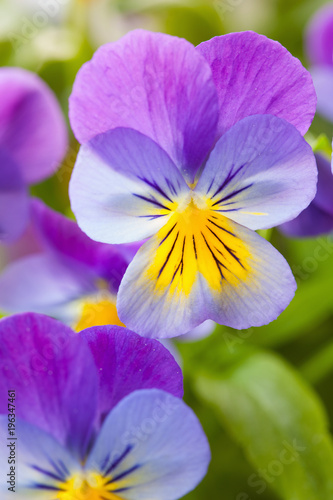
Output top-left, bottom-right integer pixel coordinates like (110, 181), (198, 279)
(0, 150), (28, 242)
(0, 68), (67, 184)
(0, 313), (98, 460)
(32, 198), (134, 290)
(0, 253), (96, 318)
(85, 389), (210, 500)
(0, 416), (80, 499)
(279, 203), (333, 238)
(197, 31), (316, 138)
(195, 115), (317, 230)
(117, 213), (296, 337)
(80, 325), (183, 424)
(69, 127), (189, 244)
(310, 66), (333, 123)
(69, 29), (218, 182)
(305, 3), (333, 66)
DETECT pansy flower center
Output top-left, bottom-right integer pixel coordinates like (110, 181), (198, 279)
(56, 472), (123, 500)
(74, 292), (125, 332)
(146, 192), (252, 296)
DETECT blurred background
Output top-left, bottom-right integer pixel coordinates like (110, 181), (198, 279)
(1, 0), (333, 498)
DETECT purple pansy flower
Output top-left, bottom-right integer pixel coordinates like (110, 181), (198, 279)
(0, 68), (67, 242)
(69, 30), (317, 338)
(0, 198), (137, 330)
(0, 313), (210, 498)
(280, 153), (333, 237)
(305, 3), (333, 124)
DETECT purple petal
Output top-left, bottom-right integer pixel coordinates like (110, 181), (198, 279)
(310, 66), (333, 123)
(0, 68), (68, 184)
(0, 149), (28, 242)
(0, 416), (80, 498)
(0, 313), (98, 459)
(69, 29), (218, 182)
(195, 114), (317, 230)
(32, 198), (134, 290)
(305, 4), (333, 66)
(80, 325), (183, 424)
(86, 389), (210, 500)
(117, 215), (296, 337)
(197, 31), (316, 138)
(69, 127), (189, 244)
(0, 253), (96, 317)
(279, 153), (333, 237)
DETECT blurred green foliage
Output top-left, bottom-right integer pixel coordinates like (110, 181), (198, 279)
(1, 0), (333, 498)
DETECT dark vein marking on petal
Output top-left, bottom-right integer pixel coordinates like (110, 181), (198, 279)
(133, 193), (170, 211)
(158, 232), (179, 279)
(137, 176), (174, 203)
(159, 223), (177, 246)
(104, 445), (133, 476)
(210, 163), (246, 198)
(201, 232), (227, 281)
(212, 183), (253, 207)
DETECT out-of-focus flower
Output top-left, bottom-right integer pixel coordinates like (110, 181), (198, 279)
(0, 199), (137, 330)
(280, 152), (333, 237)
(0, 312), (210, 499)
(0, 68), (67, 242)
(305, 3), (333, 123)
(69, 30), (317, 338)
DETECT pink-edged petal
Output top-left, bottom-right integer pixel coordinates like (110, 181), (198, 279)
(31, 198), (135, 289)
(310, 66), (333, 123)
(195, 115), (317, 230)
(0, 149), (28, 242)
(0, 68), (67, 184)
(117, 215), (296, 338)
(69, 128), (189, 244)
(85, 390), (210, 500)
(69, 29), (218, 182)
(197, 31), (316, 138)
(305, 4), (333, 66)
(80, 324), (183, 424)
(0, 313), (98, 459)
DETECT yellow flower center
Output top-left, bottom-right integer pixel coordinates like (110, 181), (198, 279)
(73, 293), (125, 332)
(147, 193), (252, 296)
(56, 472), (124, 500)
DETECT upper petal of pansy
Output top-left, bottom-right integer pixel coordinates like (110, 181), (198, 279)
(69, 127), (189, 244)
(310, 66), (333, 123)
(195, 114), (317, 231)
(0, 417), (81, 499)
(197, 31), (316, 138)
(69, 29), (218, 182)
(117, 209), (296, 337)
(85, 389), (210, 500)
(0, 149), (28, 242)
(0, 313), (98, 460)
(32, 198), (134, 290)
(80, 325), (183, 425)
(0, 67), (67, 184)
(305, 3), (333, 66)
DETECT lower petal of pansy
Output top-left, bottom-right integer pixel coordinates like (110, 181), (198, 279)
(0, 416), (81, 499)
(70, 128), (189, 244)
(195, 114), (317, 231)
(118, 206), (296, 337)
(85, 389), (210, 500)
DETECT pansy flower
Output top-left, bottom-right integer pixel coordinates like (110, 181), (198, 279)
(0, 312), (210, 499)
(69, 30), (317, 338)
(305, 3), (333, 124)
(0, 68), (67, 242)
(280, 152), (333, 237)
(0, 198), (137, 330)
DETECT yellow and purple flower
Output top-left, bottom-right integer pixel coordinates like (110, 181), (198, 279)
(69, 30), (318, 338)
(0, 199), (137, 330)
(0, 312), (210, 499)
(0, 68), (67, 242)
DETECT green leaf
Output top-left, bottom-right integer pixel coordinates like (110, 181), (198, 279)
(195, 352), (333, 499)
